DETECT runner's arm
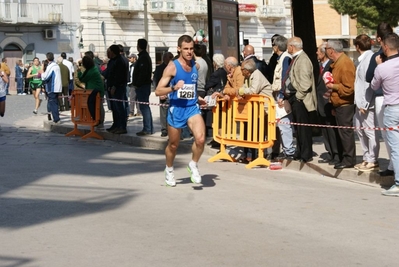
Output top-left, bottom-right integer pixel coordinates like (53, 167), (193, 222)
(155, 62), (177, 96)
(27, 67), (35, 79)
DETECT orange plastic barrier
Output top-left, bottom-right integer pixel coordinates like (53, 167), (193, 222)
(65, 89), (103, 140)
(208, 95), (276, 169)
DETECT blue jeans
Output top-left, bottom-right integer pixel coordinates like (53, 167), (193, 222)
(278, 113), (295, 156)
(125, 85), (130, 116)
(68, 80), (74, 95)
(5, 81), (9, 95)
(136, 84), (153, 133)
(16, 77), (24, 94)
(384, 105), (399, 185)
(110, 86), (127, 130)
(47, 92), (60, 122)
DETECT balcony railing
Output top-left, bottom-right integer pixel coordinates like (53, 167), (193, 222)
(183, 0), (207, 16)
(109, 0), (144, 12)
(0, 3), (63, 24)
(149, 0), (184, 14)
(259, 5), (286, 19)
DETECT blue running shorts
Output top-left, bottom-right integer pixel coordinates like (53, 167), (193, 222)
(167, 104), (201, 129)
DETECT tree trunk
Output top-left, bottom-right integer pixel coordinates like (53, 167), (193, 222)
(291, 0), (319, 80)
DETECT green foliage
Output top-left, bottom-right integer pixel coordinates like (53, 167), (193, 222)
(328, 0), (399, 29)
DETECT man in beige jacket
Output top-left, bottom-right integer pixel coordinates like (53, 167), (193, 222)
(278, 36), (317, 162)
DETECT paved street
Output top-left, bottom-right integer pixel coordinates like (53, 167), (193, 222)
(1, 95), (398, 267)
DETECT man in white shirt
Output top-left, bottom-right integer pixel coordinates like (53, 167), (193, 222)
(40, 52), (62, 123)
(127, 53), (140, 117)
(354, 34), (379, 171)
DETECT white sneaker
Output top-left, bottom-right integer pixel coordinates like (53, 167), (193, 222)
(165, 168), (176, 187)
(187, 164), (202, 184)
(22, 93), (27, 95)
(381, 185), (399, 197)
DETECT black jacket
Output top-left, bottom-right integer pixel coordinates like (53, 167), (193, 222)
(205, 68), (227, 94)
(101, 54), (128, 88)
(247, 55), (270, 83)
(133, 50), (152, 87)
(153, 62), (167, 87)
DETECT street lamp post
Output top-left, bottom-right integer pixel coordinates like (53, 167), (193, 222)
(144, 0), (148, 40)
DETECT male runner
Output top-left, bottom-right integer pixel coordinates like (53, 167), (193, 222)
(155, 35), (206, 187)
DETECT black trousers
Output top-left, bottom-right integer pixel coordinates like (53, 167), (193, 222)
(319, 103), (342, 161)
(334, 104), (356, 166)
(289, 96), (313, 161)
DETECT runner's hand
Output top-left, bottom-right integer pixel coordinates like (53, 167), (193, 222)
(175, 80), (184, 90)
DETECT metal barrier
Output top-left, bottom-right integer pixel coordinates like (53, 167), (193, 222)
(208, 95), (276, 169)
(66, 89), (103, 140)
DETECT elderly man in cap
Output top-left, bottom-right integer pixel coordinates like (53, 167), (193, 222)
(127, 53), (141, 117)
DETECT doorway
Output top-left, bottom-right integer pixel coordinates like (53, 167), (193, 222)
(3, 43), (23, 94)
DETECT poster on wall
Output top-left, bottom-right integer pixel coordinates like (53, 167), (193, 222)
(207, 0), (239, 59)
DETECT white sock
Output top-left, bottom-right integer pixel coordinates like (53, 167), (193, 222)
(189, 160), (197, 169)
(165, 166), (173, 172)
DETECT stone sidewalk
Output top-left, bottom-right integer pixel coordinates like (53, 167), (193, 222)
(42, 92), (394, 187)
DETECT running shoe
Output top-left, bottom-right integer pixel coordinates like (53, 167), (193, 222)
(165, 168), (176, 187)
(187, 164), (202, 184)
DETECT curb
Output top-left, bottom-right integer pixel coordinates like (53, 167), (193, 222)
(44, 121), (394, 187)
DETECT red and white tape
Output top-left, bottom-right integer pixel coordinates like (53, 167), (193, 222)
(59, 95), (399, 131)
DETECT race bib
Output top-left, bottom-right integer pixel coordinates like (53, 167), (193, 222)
(177, 84), (195, 99)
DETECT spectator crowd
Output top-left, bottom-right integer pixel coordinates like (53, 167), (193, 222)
(1, 23), (399, 196)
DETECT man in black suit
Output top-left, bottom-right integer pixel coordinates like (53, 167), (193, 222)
(242, 44), (270, 83)
(316, 42), (341, 165)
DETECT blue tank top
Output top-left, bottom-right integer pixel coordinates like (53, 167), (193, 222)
(169, 59), (198, 107)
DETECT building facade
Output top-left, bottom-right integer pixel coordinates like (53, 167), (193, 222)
(80, 0), (292, 66)
(313, 0), (358, 59)
(0, 0), (81, 93)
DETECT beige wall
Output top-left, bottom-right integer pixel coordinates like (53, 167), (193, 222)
(313, 1), (357, 46)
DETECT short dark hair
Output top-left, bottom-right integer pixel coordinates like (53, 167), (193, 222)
(109, 44), (120, 56)
(376, 22), (393, 39)
(46, 52), (54, 62)
(82, 56), (95, 70)
(84, 51), (94, 59)
(137, 39), (147, 50)
(354, 34), (371, 51)
(61, 52), (67, 59)
(177, 35), (193, 47)
(194, 44), (202, 57)
(164, 52), (174, 61)
(199, 44), (207, 57)
(118, 44), (124, 53)
(382, 33), (399, 50)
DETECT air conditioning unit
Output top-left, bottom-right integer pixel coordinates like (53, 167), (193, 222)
(44, 29), (55, 40)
